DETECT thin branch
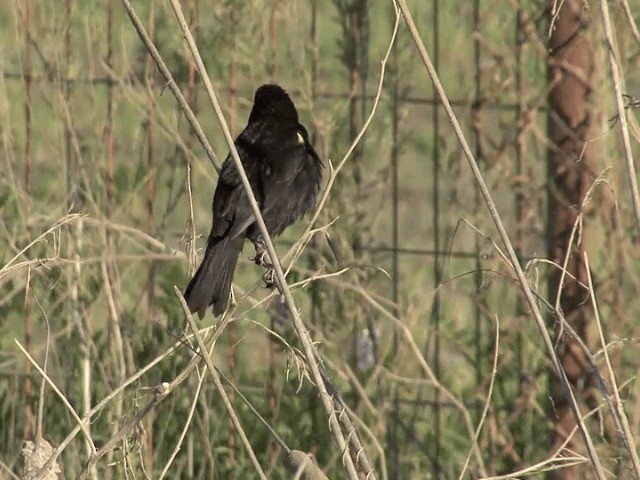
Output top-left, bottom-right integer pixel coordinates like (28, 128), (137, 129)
(158, 356), (208, 479)
(459, 314), (499, 479)
(163, 0), (383, 477)
(33, 298), (49, 441)
(585, 252), (640, 478)
(296, 6), (400, 252)
(393, 1), (605, 477)
(620, 0), (640, 47)
(78, 383), (171, 479)
(600, 0), (640, 240)
(0, 461), (20, 480)
(31, 321), (219, 478)
(176, 287), (268, 480)
(0, 215), (81, 279)
(119, 0), (220, 172)
(15, 340), (96, 455)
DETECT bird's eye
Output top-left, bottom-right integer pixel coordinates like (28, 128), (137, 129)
(296, 132), (305, 145)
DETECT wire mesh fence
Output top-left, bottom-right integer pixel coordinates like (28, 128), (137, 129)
(1, 0), (639, 478)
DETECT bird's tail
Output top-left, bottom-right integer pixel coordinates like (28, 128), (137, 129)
(184, 236), (244, 317)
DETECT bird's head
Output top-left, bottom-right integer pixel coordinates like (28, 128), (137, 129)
(248, 84), (299, 123)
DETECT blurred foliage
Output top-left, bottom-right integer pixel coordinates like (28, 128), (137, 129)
(0, 0), (639, 478)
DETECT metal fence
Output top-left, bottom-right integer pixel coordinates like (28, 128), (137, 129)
(2, 0), (635, 478)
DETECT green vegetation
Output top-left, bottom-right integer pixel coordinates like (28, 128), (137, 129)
(1, 0), (639, 478)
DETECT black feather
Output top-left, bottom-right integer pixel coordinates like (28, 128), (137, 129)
(184, 84), (322, 317)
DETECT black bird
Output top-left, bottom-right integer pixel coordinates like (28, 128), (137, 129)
(184, 84), (323, 317)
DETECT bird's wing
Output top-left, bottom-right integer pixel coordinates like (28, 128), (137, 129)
(256, 130), (322, 237)
(260, 146), (308, 214)
(210, 120), (319, 240)
(209, 122), (268, 239)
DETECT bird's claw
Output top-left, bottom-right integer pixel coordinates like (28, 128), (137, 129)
(262, 268), (276, 289)
(253, 245), (272, 268)
(253, 251), (270, 267)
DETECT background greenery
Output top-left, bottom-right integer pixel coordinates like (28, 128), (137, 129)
(1, 0), (639, 478)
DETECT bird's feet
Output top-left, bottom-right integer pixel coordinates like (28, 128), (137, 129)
(262, 268), (276, 289)
(253, 248), (273, 268)
(252, 235), (276, 288)
(252, 237), (273, 267)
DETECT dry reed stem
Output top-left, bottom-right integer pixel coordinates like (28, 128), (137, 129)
(287, 450), (329, 480)
(0, 215), (81, 281)
(176, 288), (268, 480)
(14, 340), (96, 454)
(161, 0), (385, 477)
(458, 314), (499, 479)
(119, 0), (220, 172)
(215, 367), (291, 452)
(346, 279), (488, 474)
(31, 321), (220, 477)
(482, 399), (615, 479)
(157, 350), (209, 479)
(33, 299), (49, 442)
(72, 311), (247, 478)
(77, 382), (171, 479)
(393, 0), (605, 476)
(599, 0), (640, 240)
(584, 252), (640, 477)
(0, 460), (20, 480)
(620, 0), (640, 46)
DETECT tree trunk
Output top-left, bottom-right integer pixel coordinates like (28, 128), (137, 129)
(547, 1), (595, 479)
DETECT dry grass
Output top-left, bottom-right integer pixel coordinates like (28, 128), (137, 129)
(1, 0), (639, 479)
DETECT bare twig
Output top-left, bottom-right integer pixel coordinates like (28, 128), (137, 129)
(15, 340), (96, 455)
(175, 287), (268, 480)
(119, 0), (220, 172)
(459, 314), (499, 479)
(620, 0), (640, 47)
(585, 253), (640, 477)
(0, 215), (81, 280)
(34, 299), (49, 441)
(78, 383), (171, 479)
(31, 322), (219, 477)
(161, 0), (381, 477)
(600, 0), (640, 240)
(158, 356), (208, 479)
(0, 461), (20, 480)
(343, 279), (487, 474)
(393, 0), (604, 476)
(295, 6), (400, 254)
(482, 400), (614, 479)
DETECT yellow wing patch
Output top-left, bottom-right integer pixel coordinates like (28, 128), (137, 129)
(296, 131), (305, 145)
